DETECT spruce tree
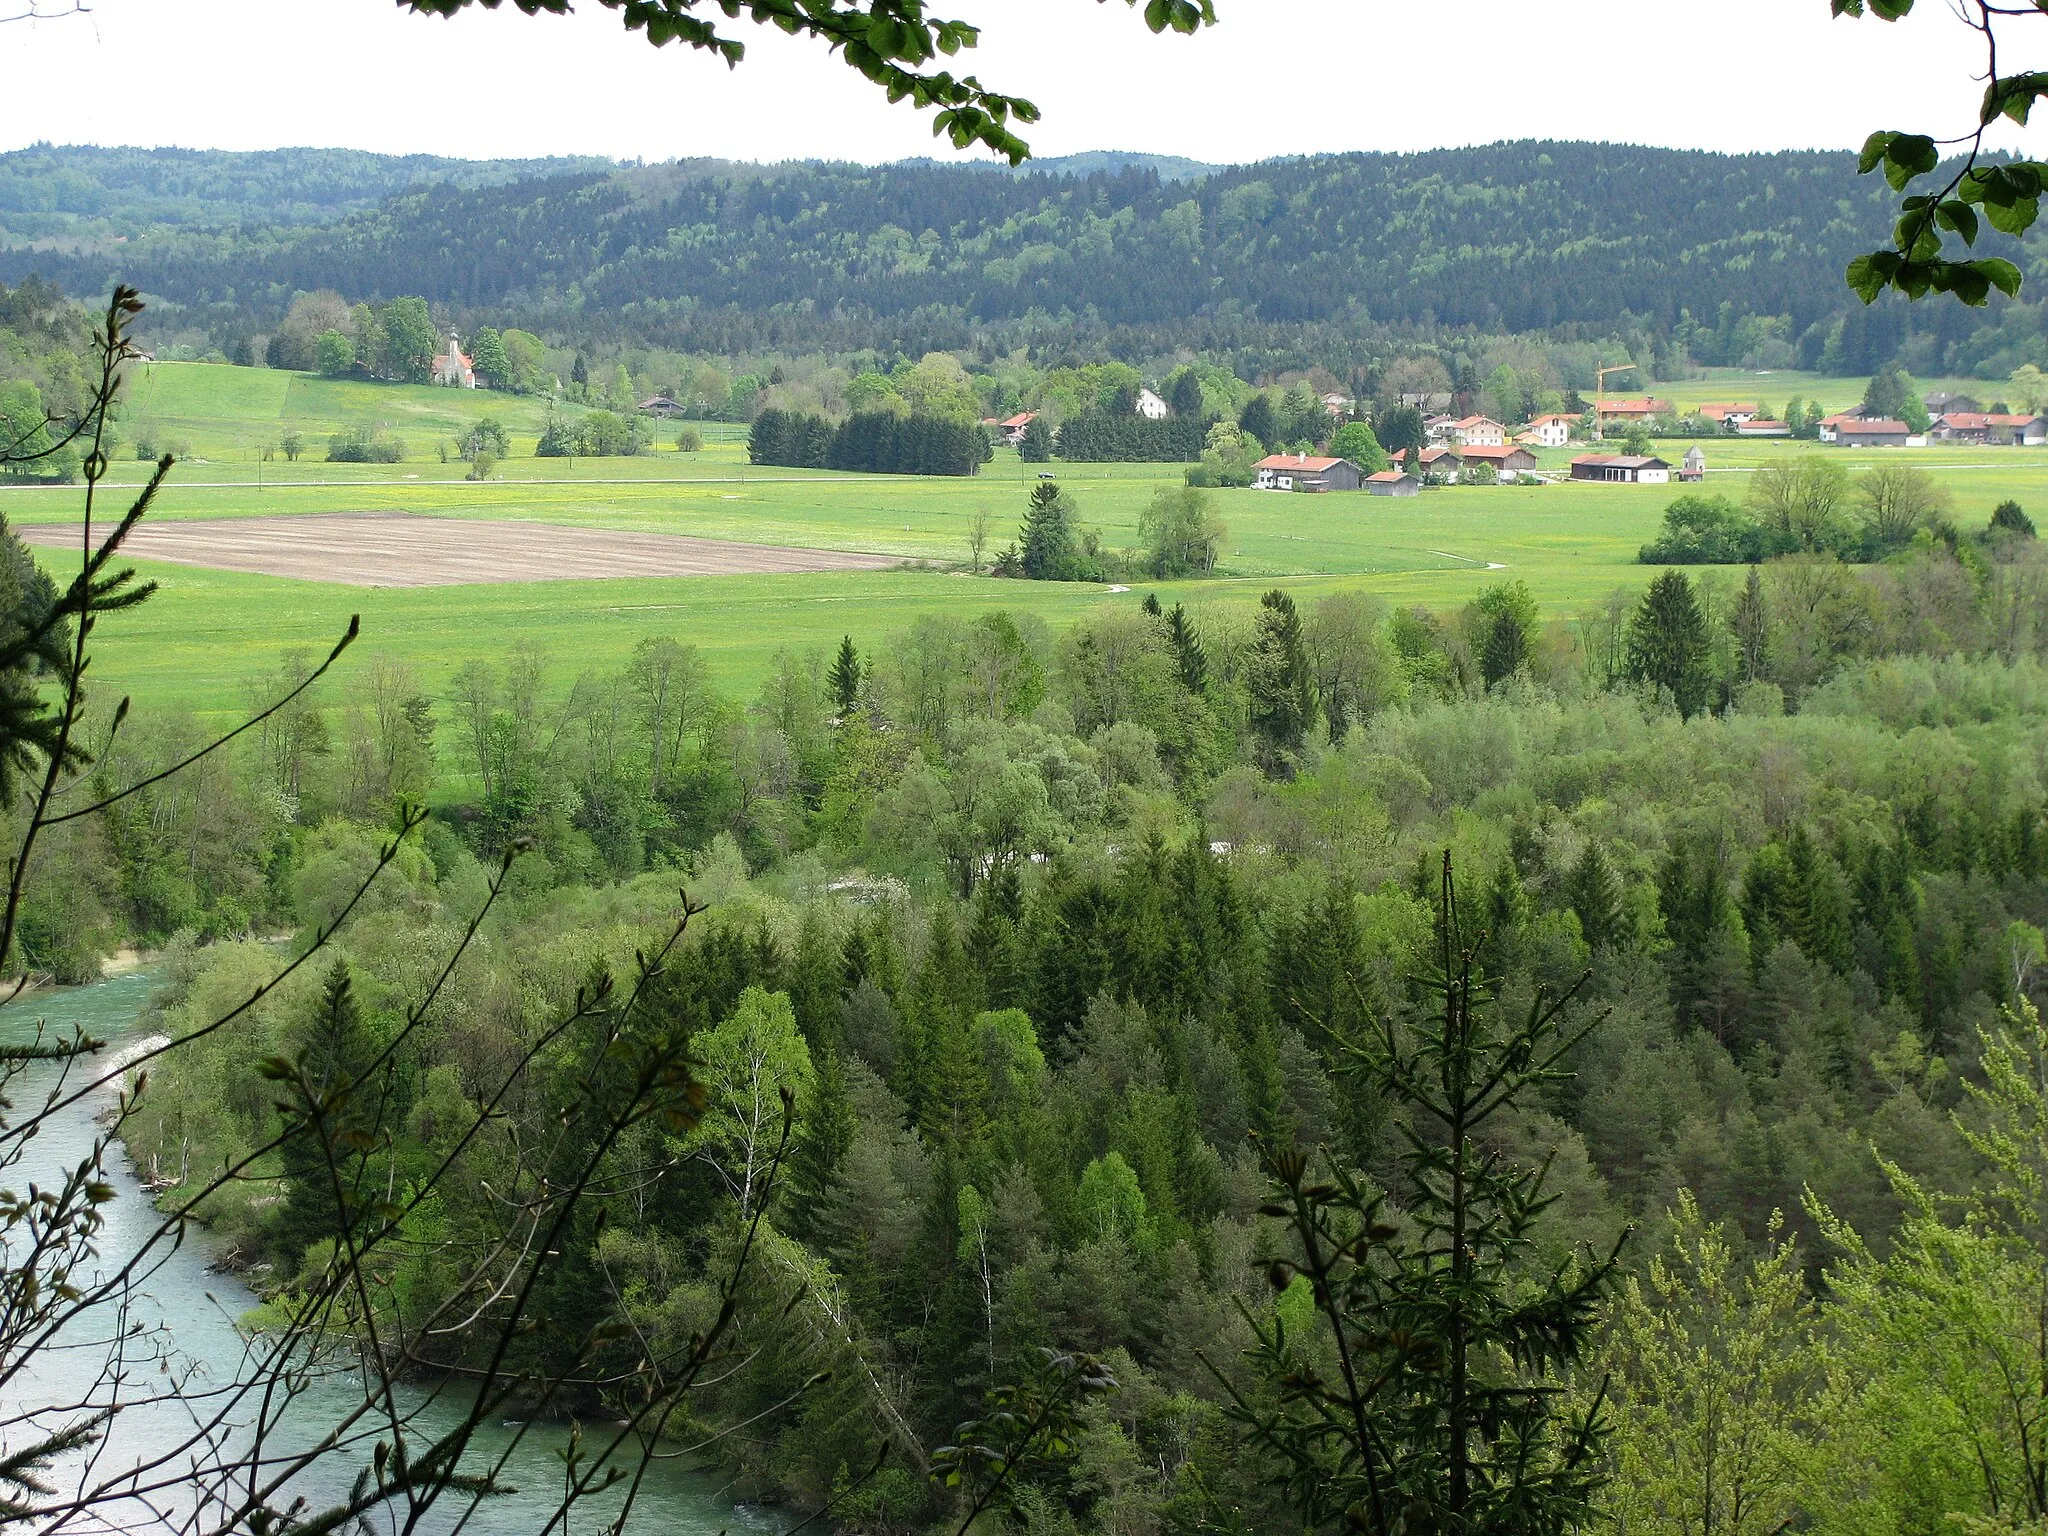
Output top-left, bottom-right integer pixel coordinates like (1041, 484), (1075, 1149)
(1731, 563), (1770, 683)
(1018, 415), (1053, 462)
(1480, 609), (1529, 688)
(1165, 602), (1208, 693)
(829, 635), (862, 713)
(1019, 482), (1079, 581)
(1249, 589), (1314, 773)
(1564, 842), (1624, 952)
(272, 960), (384, 1271)
(1626, 569), (1712, 719)
(1220, 853), (1620, 1536)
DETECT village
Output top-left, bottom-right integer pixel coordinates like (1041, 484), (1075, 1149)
(1236, 388), (2048, 495)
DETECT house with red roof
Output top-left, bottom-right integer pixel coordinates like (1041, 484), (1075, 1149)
(1364, 470), (1420, 497)
(1456, 444), (1541, 477)
(996, 411), (1037, 446)
(1697, 403), (1760, 426)
(1392, 445), (1466, 481)
(1594, 397), (1673, 426)
(1525, 413), (1577, 448)
(1253, 452), (1364, 492)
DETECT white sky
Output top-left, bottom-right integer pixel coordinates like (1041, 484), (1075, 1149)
(2, 0), (2045, 167)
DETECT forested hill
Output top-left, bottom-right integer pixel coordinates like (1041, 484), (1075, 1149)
(0, 142), (1918, 358)
(0, 143), (614, 243)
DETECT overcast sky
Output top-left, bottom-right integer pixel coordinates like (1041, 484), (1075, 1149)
(3, 0), (2045, 167)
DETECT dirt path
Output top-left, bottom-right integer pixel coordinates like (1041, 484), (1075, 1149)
(17, 511), (899, 588)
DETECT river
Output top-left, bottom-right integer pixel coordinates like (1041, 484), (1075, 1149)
(0, 969), (788, 1536)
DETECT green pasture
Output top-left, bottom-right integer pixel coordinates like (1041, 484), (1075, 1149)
(9, 358), (2048, 721)
(113, 361), (753, 461)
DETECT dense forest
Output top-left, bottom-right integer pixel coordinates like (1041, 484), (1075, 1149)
(12, 142), (2047, 379)
(13, 469), (2048, 1533)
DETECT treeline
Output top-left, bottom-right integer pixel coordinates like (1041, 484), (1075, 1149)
(748, 407), (990, 475)
(1052, 409), (1207, 462)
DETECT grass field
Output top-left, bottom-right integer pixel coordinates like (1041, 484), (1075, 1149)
(8, 360), (2048, 718)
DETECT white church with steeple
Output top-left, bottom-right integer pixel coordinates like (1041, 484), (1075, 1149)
(433, 332), (476, 389)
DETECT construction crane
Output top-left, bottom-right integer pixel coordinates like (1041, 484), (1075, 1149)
(1593, 361), (1638, 439)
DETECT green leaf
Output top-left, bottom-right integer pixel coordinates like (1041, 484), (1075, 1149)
(1986, 194), (2040, 237)
(1934, 261), (1991, 306)
(1846, 252), (1893, 303)
(1982, 71), (2048, 126)
(1858, 131), (1895, 175)
(1979, 257), (2024, 298)
(1883, 134), (1939, 191)
(1937, 200), (1980, 244)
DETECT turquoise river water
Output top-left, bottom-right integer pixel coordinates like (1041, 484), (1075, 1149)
(0, 969), (787, 1535)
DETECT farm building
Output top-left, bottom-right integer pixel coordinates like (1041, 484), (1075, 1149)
(1457, 444), (1540, 476)
(1834, 419), (1912, 447)
(1679, 446), (1706, 482)
(1697, 403), (1759, 425)
(996, 411), (1036, 445)
(1735, 419), (1790, 437)
(1526, 413), (1576, 448)
(1448, 415), (1508, 447)
(1253, 452), (1364, 492)
(637, 396), (687, 418)
(1364, 470), (1420, 496)
(1392, 446), (1466, 480)
(1925, 391), (1982, 415)
(1570, 453), (1671, 484)
(1816, 413), (1861, 443)
(1930, 412), (2046, 445)
(1136, 388), (1169, 419)
(1594, 397), (1673, 426)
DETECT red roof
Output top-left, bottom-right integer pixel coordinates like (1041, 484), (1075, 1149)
(1255, 453), (1344, 471)
(1697, 402), (1759, 418)
(1528, 413), (1577, 425)
(1000, 412), (1036, 428)
(1451, 415), (1505, 430)
(1365, 470), (1412, 483)
(1737, 419), (1788, 430)
(1458, 443), (1534, 460)
(1595, 398), (1671, 414)
(1840, 419), (1909, 434)
(1990, 414), (2038, 427)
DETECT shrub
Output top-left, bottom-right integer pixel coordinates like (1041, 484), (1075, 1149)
(326, 426), (404, 464)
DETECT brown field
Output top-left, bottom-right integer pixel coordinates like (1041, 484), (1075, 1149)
(15, 512), (900, 587)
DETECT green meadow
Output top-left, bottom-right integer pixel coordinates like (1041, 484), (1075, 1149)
(8, 361), (2048, 717)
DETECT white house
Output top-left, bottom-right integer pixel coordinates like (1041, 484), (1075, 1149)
(1449, 415), (1507, 447)
(1136, 387), (1169, 419)
(1526, 413), (1575, 448)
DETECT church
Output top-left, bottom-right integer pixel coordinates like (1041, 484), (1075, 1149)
(433, 332), (477, 389)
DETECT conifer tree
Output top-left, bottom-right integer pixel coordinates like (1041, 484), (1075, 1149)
(1564, 842), (1624, 952)
(1731, 563), (1770, 684)
(1249, 588), (1315, 773)
(829, 634), (862, 714)
(1018, 415), (1053, 462)
(1165, 601), (1208, 692)
(272, 959), (385, 1271)
(1626, 569), (1712, 719)
(1219, 853), (1620, 1536)
(1019, 482), (1079, 580)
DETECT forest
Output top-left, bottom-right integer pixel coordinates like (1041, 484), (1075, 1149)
(12, 141), (2041, 380)
(12, 470), (2048, 1534)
